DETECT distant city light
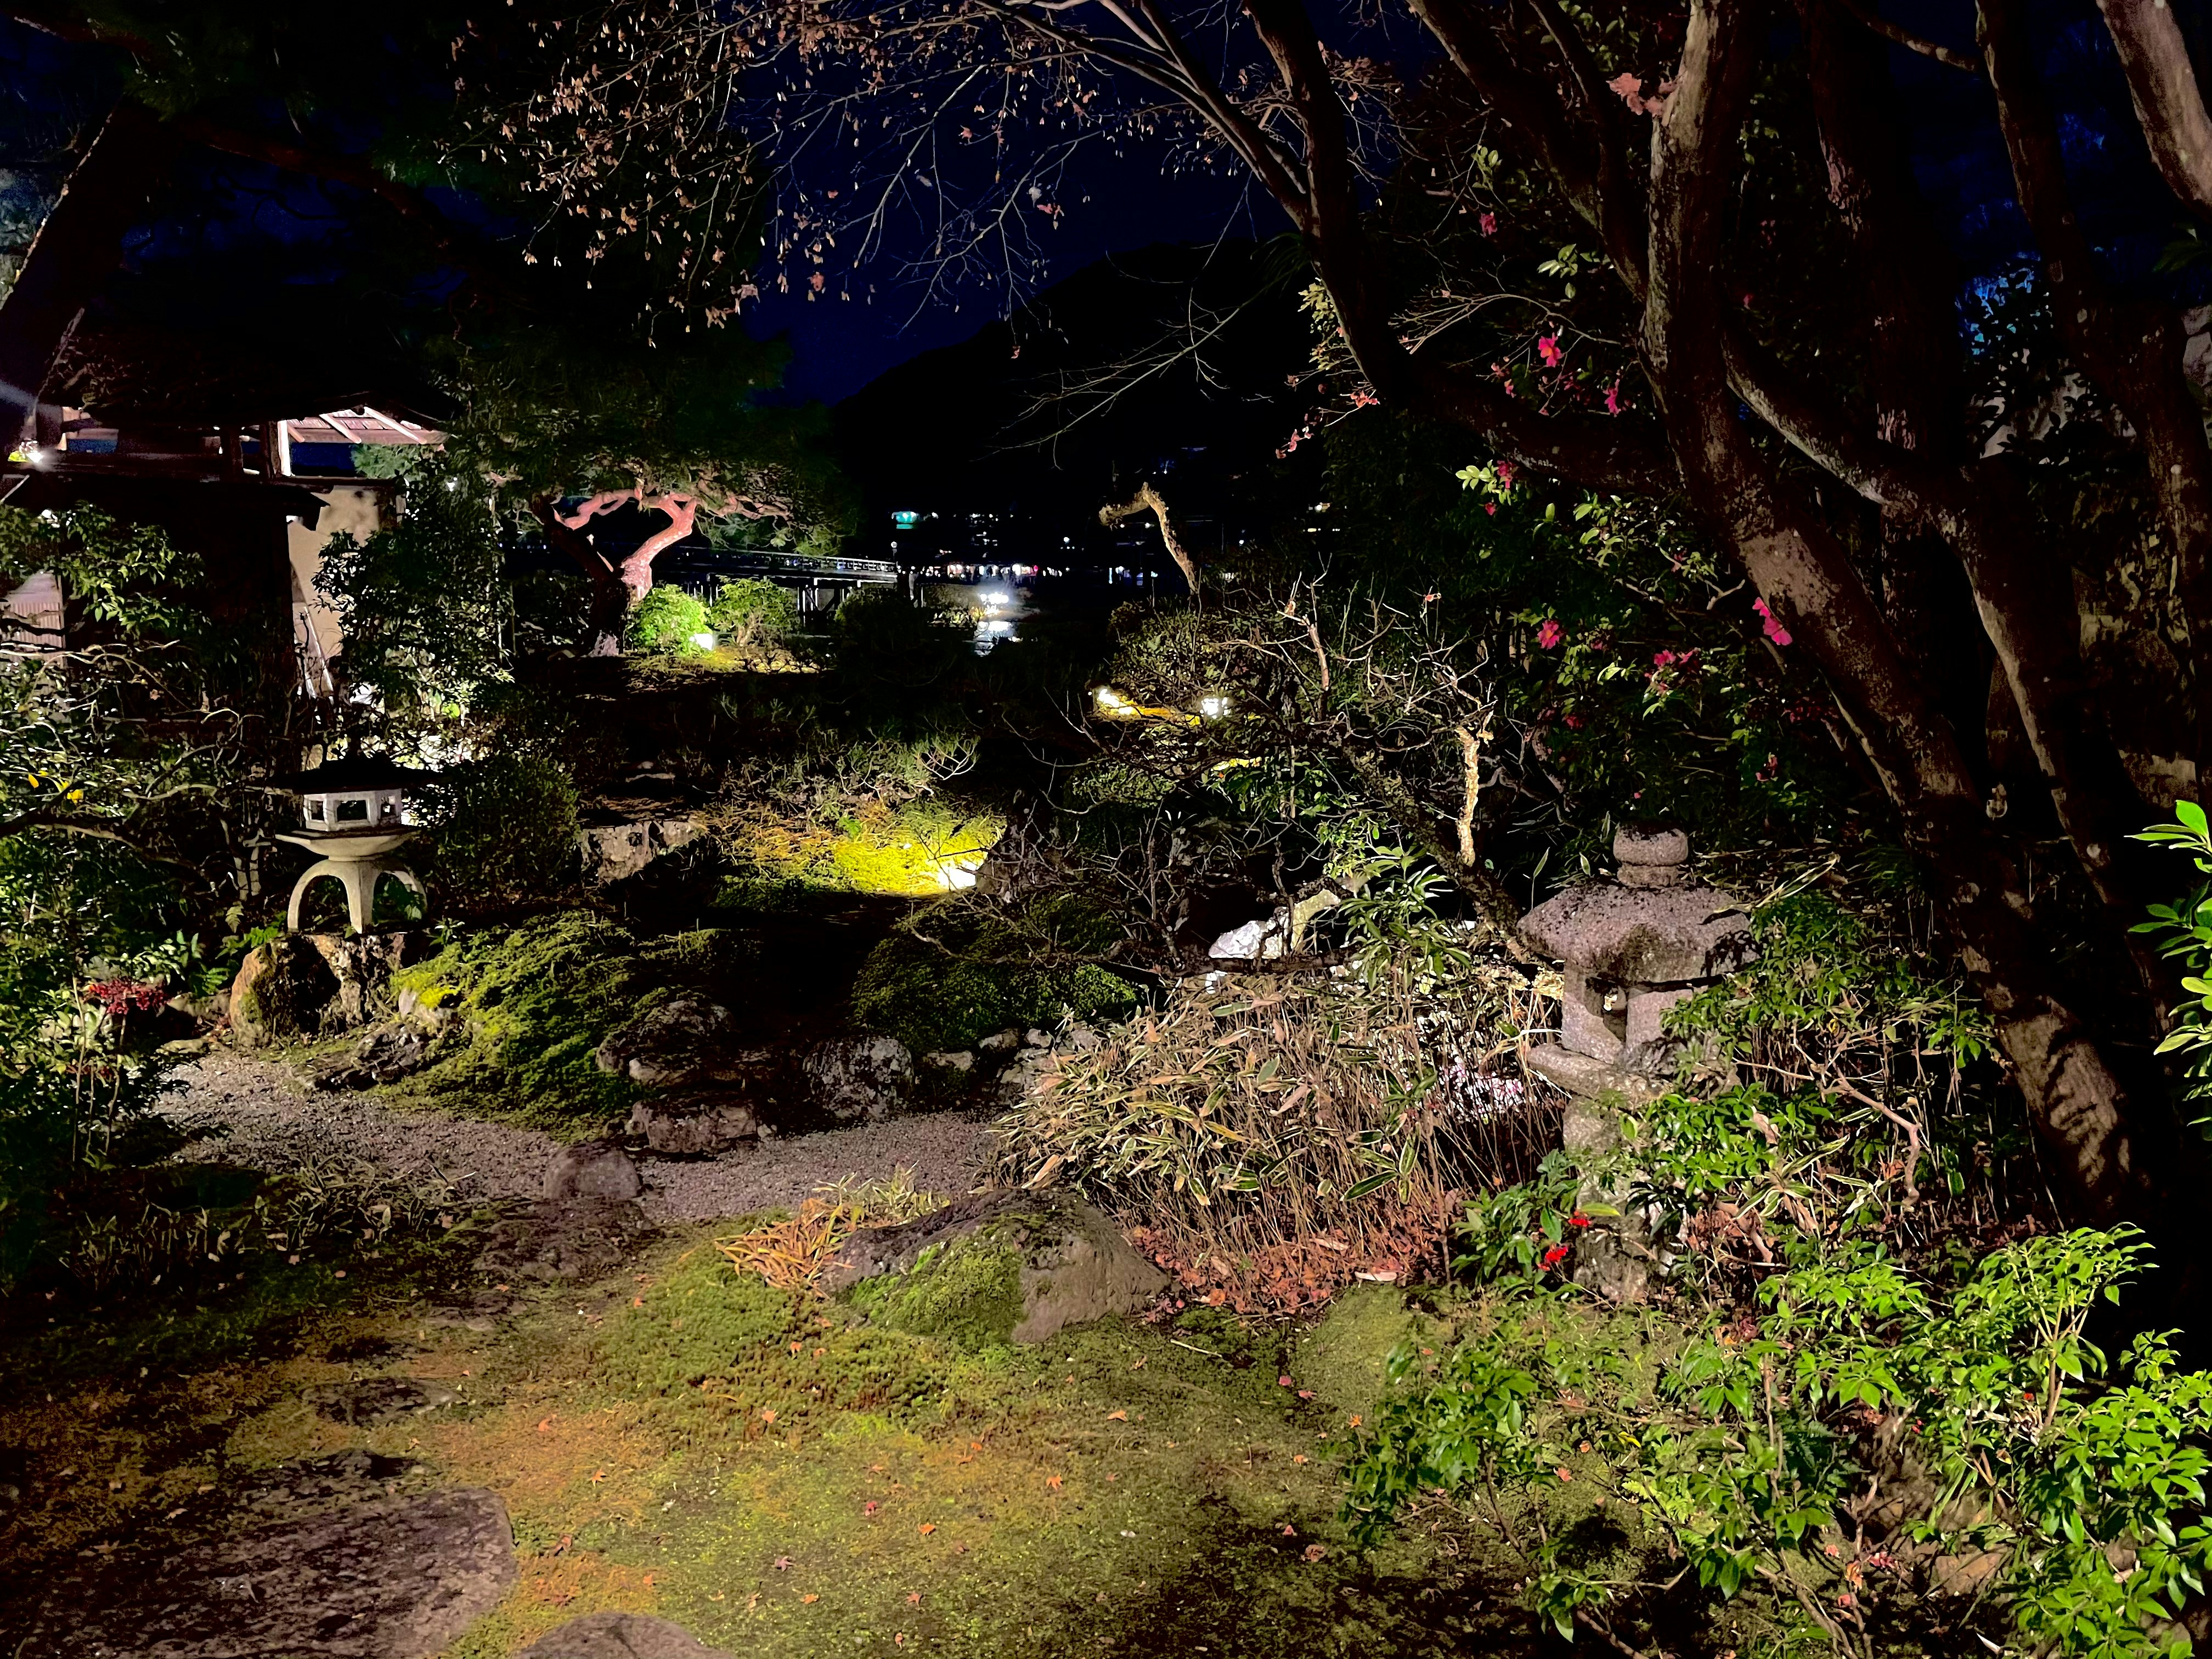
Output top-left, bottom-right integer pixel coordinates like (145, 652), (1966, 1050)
(982, 590), (1012, 606)
(891, 510), (921, 528)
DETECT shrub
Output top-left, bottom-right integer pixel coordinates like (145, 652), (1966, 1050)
(627, 584), (712, 654)
(852, 896), (1139, 1054)
(989, 943), (1556, 1308)
(419, 752), (579, 906)
(1345, 1215), (2212, 1659)
(706, 577), (799, 647)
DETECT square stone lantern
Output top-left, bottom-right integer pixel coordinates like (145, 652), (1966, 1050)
(1519, 826), (1754, 1298)
(270, 757), (433, 933)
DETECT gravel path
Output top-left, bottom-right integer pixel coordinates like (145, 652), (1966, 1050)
(164, 1048), (995, 1221)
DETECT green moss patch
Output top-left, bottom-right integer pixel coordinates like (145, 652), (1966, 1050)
(386, 915), (759, 1135)
(842, 1234), (1026, 1353)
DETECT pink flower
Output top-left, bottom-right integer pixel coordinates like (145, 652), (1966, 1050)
(1537, 336), (1563, 368)
(1494, 461), (1516, 490)
(1537, 619), (1564, 649)
(1479, 212), (1497, 236)
(1605, 381), (1626, 416)
(1753, 596), (1793, 646)
(1652, 649), (1678, 669)
(1483, 503), (1498, 516)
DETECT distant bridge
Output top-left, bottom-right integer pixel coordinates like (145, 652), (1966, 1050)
(657, 548), (909, 616)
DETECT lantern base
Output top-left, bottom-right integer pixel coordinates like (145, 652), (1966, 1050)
(282, 839), (428, 934)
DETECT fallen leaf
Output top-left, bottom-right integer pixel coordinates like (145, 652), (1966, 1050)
(1106, 1410), (1127, 1422)
(760, 1408), (777, 1424)
(907, 1591), (922, 1604)
(774, 1556), (794, 1570)
(1348, 1415), (1362, 1428)
(1278, 1375), (1294, 1387)
(536, 1418), (555, 1433)
(1282, 1523), (1297, 1536)
(1293, 1454), (1308, 1465)
(1304, 1542), (1329, 1562)
(864, 1500), (881, 1515)
(802, 1593), (820, 1604)
(1046, 1474), (1064, 1491)
(746, 1592), (759, 1611)
(1556, 1467), (1573, 1482)
(918, 1523), (936, 1535)
(1296, 1390), (1314, 1401)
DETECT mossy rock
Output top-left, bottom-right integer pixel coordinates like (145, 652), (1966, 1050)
(228, 935), (340, 1046)
(826, 1191), (1167, 1351)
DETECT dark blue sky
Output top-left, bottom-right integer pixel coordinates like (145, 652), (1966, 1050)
(3, 1), (2207, 410)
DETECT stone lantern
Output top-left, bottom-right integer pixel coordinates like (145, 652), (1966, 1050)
(272, 757), (432, 933)
(1520, 826), (1753, 1297)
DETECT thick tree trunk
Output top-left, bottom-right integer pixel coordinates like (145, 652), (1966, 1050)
(1652, 0), (2178, 1244)
(529, 496), (629, 657)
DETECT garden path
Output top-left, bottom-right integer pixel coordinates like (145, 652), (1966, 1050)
(162, 1048), (995, 1222)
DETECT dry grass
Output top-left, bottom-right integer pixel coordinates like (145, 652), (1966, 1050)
(715, 1166), (949, 1290)
(990, 955), (1559, 1310)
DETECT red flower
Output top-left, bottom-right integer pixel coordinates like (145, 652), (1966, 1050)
(1536, 336), (1564, 368)
(1494, 461), (1517, 491)
(1541, 1243), (1572, 1268)
(1536, 619), (1564, 649)
(1567, 1212), (1592, 1229)
(1479, 212), (1497, 236)
(85, 980), (165, 1017)
(1752, 596), (1793, 647)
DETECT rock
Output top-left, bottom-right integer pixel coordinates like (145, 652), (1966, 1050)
(228, 935), (341, 1047)
(307, 930), (432, 1032)
(1208, 912), (1288, 961)
(825, 1189), (1167, 1347)
(1063, 1024), (1103, 1052)
(626, 1091), (765, 1154)
(521, 1613), (737, 1659)
(922, 1049), (976, 1072)
(303, 1377), (461, 1426)
(594, 996), (738, 1086)
(990, 1046), (1058, 1110)
(18, 1487), (516, 1659)
(476, 1197), (655, 1285)
(1023, 1028), (1052, 1047)
(978, 1029), (1022, 1053)
(160, 1035), (213, 1058)
(545, 1138), (642, 1201)
(313, 1024), (439, 1092)
(800, 1034), (916, 1122)
(577, 815), (703, 887)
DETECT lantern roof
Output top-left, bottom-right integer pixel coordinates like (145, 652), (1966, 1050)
(269, 757), (435, 793)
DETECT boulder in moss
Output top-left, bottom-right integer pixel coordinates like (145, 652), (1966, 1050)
(825, 1190), (1166, 1348)
(228, 935), (340, 1046)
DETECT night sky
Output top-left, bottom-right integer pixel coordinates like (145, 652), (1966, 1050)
(2, 1), (2207, 412)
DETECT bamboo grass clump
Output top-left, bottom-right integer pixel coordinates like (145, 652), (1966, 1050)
(990, 954), (1559, 1308)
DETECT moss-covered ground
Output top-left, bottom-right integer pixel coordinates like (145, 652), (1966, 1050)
(0, 1218), (1534, 1656)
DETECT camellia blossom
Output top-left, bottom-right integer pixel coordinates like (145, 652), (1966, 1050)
(1752, 596), (1793, 646)
(1567, 1212), (1592, 1229)
(1494, 461), (1516, 491)
(1541, 1243), (1571, 1268)
(1605, 381), (1626, 416)
(1536, 335), (1563, 367)
(1479, 212), (1497, 236)
(1537, 618), (1564, 648)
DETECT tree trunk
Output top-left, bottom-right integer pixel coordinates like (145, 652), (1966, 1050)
(0, 100), (176, 437)
(1651, 0), (2179, 1248)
